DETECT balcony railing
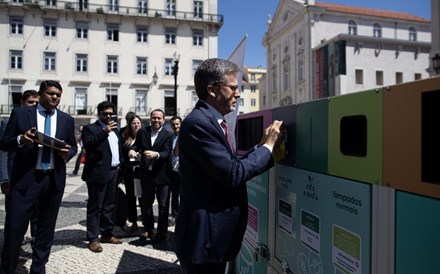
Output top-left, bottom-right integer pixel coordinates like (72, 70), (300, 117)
(1, 0), (223, 25)
(0, 104), (13, 115)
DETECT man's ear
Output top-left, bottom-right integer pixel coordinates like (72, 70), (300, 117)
(207, 85), (216, 98)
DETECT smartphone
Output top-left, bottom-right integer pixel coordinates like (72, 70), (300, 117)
(111, 115), (118, 123)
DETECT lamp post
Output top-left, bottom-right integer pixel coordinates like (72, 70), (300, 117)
(173, 52), (180, 115)
(432, 53), (440, 75)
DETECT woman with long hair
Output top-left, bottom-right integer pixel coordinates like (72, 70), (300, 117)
(120, 114), (142, 232)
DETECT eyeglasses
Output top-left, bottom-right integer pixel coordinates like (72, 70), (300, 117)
(101, 112), (114, 116)
(211, 82), (239, 92)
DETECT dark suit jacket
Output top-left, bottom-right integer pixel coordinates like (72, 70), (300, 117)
(81, 120), (122, 183)
(0, 119), (14, 182)
(0, 105), (77, 191)
(174, 100), (274, 265)
(131, 126), (172, 185)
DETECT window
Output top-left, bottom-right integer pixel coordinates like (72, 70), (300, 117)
(10, 85), (23, 106)
(135, 90), (148, 115)
(373, 23), (381, 38)
(284, 66), (290, 91)
(191, 91), (197, 107)
(414, 73), (422, 80)
(109, 0), (118, 12)
(75, 88), (87, 114)
(12, 0), (24, 3)
(107, 24), (119, 41)
(107, 55), (118, 74)
(79, 0), (88, 11)
(165, 28), (176, 44)
(164, 90), (175, 116)
(10, 50), (23, 69)
(250, 73), (256, 82)
(298, 61), (304, 81)
(76, 54), (88, 72)
(239, 98), (244, 106)
(348, 20), (357, 35)
(194, 1), (203, 19)
(376, 70), (383, 86)
(165, 59), (173, 76)
(251, 98), (256, 106)
(409, 27), (417, 41)
(251, 85), (256, 93)
(44, 19), (57, 37)
(46, 0), (56, 7)
(192, 29), (203, 46)
(10, 16), (23, 35)
(136, 57), (148, 75)
(76, 22), (88, 39)
(192, 60), (202, 76)
(44, 52), (56, 71)
(396, 72), (403, 84)
(106, 88), (118, 109)
(355, 69), (363, 85)
(166, 0), (176, 16)
(137, 26), (148, 43)
(138, 0), (148, 14)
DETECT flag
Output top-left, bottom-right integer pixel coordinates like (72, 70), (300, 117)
(225, 34), (247, 151)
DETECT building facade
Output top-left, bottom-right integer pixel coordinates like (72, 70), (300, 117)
(0, 0), (222, 124)
(239, 66), (266, 114)
(261, 0), (431, 108)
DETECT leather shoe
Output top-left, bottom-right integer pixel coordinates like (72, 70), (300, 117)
(139, 231), (151, 241)
(152, 233), (167, 244)
(101, 236), (123, 244)
(123, 223), (138, 234)
(88, 242), (103, 253)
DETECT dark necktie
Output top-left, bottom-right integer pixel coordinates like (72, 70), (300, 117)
(41, 110), (52, 170)
(220, 120), (234, 153)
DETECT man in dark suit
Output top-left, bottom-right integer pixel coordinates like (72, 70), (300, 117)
(128, 109), (172, 243)
(168, 116), (181, 219)
(0, 90), (40, 247)
(81, 101), (123, 253)
(0, 80), (77, 274)
(174, 59), (284, 273)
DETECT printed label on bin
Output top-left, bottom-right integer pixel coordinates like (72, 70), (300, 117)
(278, 199), (293, 234)
(300, 209), (320, 254)
(332, 225), (361, 274)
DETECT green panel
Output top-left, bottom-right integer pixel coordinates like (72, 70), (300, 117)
(296, 98), (329, 173)
(236, 172), (269, 274)
(328, 89), (383, 184)
(396, 191), (440, 274)
(274, 165), (371, 274)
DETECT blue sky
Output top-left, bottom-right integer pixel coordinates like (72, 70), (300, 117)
(218, 0), (431, 68)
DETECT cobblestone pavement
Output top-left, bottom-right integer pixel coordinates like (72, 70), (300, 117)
(0, 157), (184, 273)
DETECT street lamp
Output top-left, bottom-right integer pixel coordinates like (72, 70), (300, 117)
(432, 53), (440, 75)
(152, 71), (158, 85)
(173, 52), (180, 115)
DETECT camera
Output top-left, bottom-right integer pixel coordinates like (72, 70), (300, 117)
(111, 115), (118, 123)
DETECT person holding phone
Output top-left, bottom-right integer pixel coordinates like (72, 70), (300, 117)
(81, 101), (123, 253)
(0, 81), (77, 273)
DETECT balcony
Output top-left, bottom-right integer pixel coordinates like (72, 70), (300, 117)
(0, 104), (13, 115)
(1, 0), (223, 27)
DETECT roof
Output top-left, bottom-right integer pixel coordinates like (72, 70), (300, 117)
(315, 1), (430, 23)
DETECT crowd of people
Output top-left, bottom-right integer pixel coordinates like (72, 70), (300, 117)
(0, 58), (285, 274)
